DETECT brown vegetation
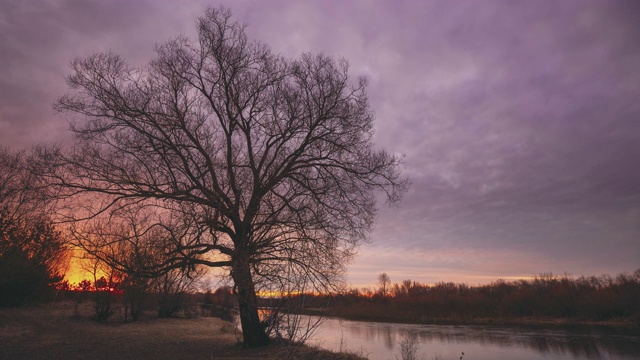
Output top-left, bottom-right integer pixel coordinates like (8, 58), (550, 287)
(0, 301), (365, 359)
(294, 271), (640, 328)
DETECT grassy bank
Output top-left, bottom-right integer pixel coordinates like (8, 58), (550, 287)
(0, 302), (365, 360)
(301, 307), (639, 330)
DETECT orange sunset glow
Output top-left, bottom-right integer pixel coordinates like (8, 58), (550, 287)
(63, 248), (106, 285)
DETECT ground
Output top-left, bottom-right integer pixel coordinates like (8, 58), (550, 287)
(0, 302), (365, 360)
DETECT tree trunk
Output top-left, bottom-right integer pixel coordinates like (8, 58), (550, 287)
(231, 251), (269, 348)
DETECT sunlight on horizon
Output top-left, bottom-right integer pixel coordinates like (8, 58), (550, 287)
(63, 248), (106, 285)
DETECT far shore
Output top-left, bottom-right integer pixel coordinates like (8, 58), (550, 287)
(298, 307), (640, 331)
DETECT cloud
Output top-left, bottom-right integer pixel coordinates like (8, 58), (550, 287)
(0, 0), (638, 285)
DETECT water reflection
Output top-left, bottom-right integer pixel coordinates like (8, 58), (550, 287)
(308, 316), (640, 360)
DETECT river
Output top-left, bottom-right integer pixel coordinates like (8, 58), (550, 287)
(297, 316), (640, 360)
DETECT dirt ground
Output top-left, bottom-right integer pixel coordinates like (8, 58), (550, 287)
(0, 302), (364, 360)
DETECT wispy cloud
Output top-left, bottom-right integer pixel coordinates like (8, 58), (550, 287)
(1, 0), (638, 285)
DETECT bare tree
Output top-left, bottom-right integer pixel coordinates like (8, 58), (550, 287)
(41, 7), (406, 347)
(68, 208), (207, 319)
(0, 148), (69, 306)
(1, 148), (52, 221)
(0, 149), (23, 214)
(89, 258), (122, 322)
(378, 272), (391, 298)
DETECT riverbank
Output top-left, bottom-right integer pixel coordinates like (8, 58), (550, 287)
(0, 302), (365, 359)
(300, 307), (640, 331)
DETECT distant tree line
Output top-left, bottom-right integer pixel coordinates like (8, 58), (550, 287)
(288, 271), (640, 326)
(56, 272), (236, 323)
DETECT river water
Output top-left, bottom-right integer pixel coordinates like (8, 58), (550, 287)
(300, 316), (640, 360)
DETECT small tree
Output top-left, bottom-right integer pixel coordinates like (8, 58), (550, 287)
(378, 272), (391, 298)
(154, 267), (203, 318)
(121, 274), (149, 321)
(68, 210), (206, 318)
(90, 261), (123, 322)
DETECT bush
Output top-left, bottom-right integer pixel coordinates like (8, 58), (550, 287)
(0, 249), (53, 306)
(121, 275), (150, 321)
(0, 210), (67, 307)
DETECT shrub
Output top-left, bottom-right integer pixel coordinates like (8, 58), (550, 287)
(0, 210), (67, 307)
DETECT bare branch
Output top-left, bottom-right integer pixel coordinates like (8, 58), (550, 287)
(41, 5), (407, 348)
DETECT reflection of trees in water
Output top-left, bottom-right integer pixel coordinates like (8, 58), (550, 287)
(340, 321), (640, 359)
(332, 319), (396, 350)
(383, 326), (393, 349)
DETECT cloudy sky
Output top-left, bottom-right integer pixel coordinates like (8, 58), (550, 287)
(1, 0), (639, 287)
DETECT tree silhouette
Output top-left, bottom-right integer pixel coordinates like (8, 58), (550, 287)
(0, 149), (68, 306)
(378, 272), (391, 297)
(42, 6), (406, 346)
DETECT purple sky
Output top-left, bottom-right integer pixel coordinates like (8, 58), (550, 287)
(1, 1), (639, 287)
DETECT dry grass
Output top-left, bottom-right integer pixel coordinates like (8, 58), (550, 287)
(0, 302), (365, 360)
